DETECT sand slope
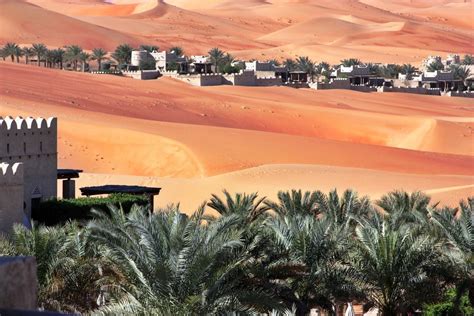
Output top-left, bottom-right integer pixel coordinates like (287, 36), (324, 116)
(1, 62), (473, 208)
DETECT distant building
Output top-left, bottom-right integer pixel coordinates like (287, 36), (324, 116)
(331, 65), (373, 85)
(412, 70), (462, 91)
(245, 61), (287, 80)
(0, 116), (58, 233)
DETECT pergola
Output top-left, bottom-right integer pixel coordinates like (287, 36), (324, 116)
(57, 169), (83, 199)
(80, 185), (161, 212)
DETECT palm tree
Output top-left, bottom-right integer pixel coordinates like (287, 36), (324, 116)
(265, 190), (320, 217)
(429, 198), (474, 307)
(22, 47), (35, 65)
(92, 48), (107, 71)
(52, 48), (65, 69)
(341, 58), (362, 67)
(32, 43), (48, 67)
(4, 42), (19, 62)
(65, 45), (83, 71)
(45, 49), (56, 68)
(350, 212), (454, 316)
(112, 44), (133, 67)
(79, 52), (91, 72)
(0, 46), (7, 61)
(462, 55), (473, 65)
(169, 46), (184, 56)
(208, 47), (225, 73)
(401, 64), (416, 79)
(296, 56), (317, 82)
(140, 45), (159, 53)
(426, 60), (444, 72)
(450, 64), (471, 87)
(88, 204), (282, 314)
(284, 58), (297, 72)
(207, 190), (269, 223)
(13, 45), (23, 63)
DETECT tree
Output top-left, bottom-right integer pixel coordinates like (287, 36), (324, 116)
(450, 65), (471, 87)
(45, 49), (56, 68)
(427, 60), (444, 72)
(14, 45), (24, 63)
(401, 64), (417, 80)
(88, 205), (283, 314)
(79, 52), (91, 72)
(169, 46), (183, 56)
(265, 190), (320, 217)
(380, 64), (402, 79)
(65, 45), (83, 71)
(462, 55), (473, 65)
(140, 45), (159, 53)
(32, 43), (48, 67)
(112, 44), (133, 66)
(350, 212), (454, 316)
(207, 190), (269, 224)
(208, 47), (225, 73)
(23, 47), (35, 65)
(52, 48), (65, 69)
(284, 58), (297, 72)
(4, 42), (19, 62)
(296, 56), (317, 82)
(268, 59), (281, 67)
(341, 58), (362, 67)
(92, 48), (107, 71)
(0, 46), (7, 61)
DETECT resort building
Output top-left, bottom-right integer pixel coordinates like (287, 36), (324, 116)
(189, 55), (213, 74)
(0, 116), (58, 232)
(330, 65), (375, 85)
(245, 61), (287, 80)
(412, 70), (462, 91)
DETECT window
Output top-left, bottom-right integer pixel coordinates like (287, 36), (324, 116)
(23, 142), (26, 153)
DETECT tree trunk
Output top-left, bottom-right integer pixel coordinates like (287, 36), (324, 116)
(26, 56), (29, 64)
(381, 305), (397, 316)
(10, 55), (14, 62)
(60, 61), (63, 69)
(98, 59), (101, 71)
(37, 55), (41, 66)
(16, 55), (19, 63)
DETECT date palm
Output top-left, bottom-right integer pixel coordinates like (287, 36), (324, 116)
(341, 58), (362, 67)
(32, 43), (48, 66)
(207, 190), (269, 223)
(140, 45), (159, 53)
(79, 52), (91, 72)
(23, 47), (35, 65)
(169, 46), (183, 56)
(88, 204), (282, 314)
(265, 190), (320, 217)
(296, 56), (316, 82)
(350, 212), (454, 316)
(208, 47), (224, 73)
(91, 48), (107, 71)
(112, 43), (133, 66)
(65, 45), (83, 71)
(401, 64), (416, 79)
(53, 48), (65, 69)
(284, 58), (297, 72)
(4, 42), (19, 62)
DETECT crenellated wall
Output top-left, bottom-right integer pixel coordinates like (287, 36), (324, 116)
(0, 116), (57, 220)
(0, 162), (24, 233)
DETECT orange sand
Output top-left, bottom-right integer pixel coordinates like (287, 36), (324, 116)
(1, 62), (473, 210)
(0, 0), (469, 64)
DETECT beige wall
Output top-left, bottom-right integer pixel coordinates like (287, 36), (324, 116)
(0, 116), (57, 221)
(0, 256), (37, 309)
(0, 162), (24, 233)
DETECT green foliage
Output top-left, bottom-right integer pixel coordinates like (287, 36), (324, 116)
(427, 60), (445, 72)
(169, 46), (183, 56)
(32, 194), (148, 226)
(423, 289), (474, 316)
(222, 64), (240, 74)
(112, 43), (133, 65)
(166, 61), (179, 71)
(341, 58), (362, 67)
(140, 45), (159, 53)
(139, 58), (156, 70)
(462, 55), (473, 65)
(2, 190), (472, 315)
(92, 48), (108, 70)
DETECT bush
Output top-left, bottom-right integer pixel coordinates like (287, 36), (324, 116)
(423, 289), (474, 316)
(139, 59), (156, 70)
(222, 64), (240, 74)
(32, 194), (149, 226)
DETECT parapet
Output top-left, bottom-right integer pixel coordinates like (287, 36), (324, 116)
(0, 116), (57, 131)
(0, 162), (24, 184)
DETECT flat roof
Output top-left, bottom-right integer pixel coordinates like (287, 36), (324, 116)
(80, 185), (161, 196)
(57, 169), (83, 179)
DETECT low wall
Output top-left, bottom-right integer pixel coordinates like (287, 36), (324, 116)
(310, 78), (351, 90)
(0, 257), (37, 309)
(90, 71), (122, 75)
(175, 74), (223, 86)
(382, 86), (441, 96)
(122, 70), (160, 80)
(256, 77), (282, 86)
(448, 91), (474, 98)
(223, 72), (256, 86)
(350, 85), (377, 92)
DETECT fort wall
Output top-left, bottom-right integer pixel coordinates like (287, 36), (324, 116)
(0, 162), (24, 233)
(122, 70), (160, 80)
(0, 116), (57, 219)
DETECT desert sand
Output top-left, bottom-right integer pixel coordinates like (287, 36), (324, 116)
(1, 0), (472, 64)
(1, 62), (473, 211)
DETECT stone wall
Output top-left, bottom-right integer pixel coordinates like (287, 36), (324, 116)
(310, 78), (351, 90)
(0, 256), (37, 309)
(122, 70), (160, 80)
(0, 117), (57, 219)
(0, 162), (24, 233)
(256, 77), (283, 86)
(382, 86), (441, 96)
(350, 85), (377, 92)
(447, 91), (474, 98)
(223, 71), (257, 86)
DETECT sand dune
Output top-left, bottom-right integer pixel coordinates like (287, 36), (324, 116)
(1, 62), (473, 208)
(7, 0), (470, 63)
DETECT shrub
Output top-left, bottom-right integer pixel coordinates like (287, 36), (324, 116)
(222, 64), (240, 74)
(139, 59), (156, 70)
(423, 289), (474, 316)
(32, 194), (148, 226)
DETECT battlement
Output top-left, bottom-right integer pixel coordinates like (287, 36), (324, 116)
(0, 116), (57, 158)
(0, 116), (57, 131)
(0, 162), (24, 184)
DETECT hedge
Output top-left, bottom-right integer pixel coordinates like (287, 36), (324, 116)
(32, 194), (149, 226)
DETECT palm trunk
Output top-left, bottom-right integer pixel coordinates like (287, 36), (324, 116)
(16, 55), (20, 63)
(26, 56), (29, 64)
(37, 55), (41, 66)
(10, 55), (14, 62)
(98, 59), (102, 71)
